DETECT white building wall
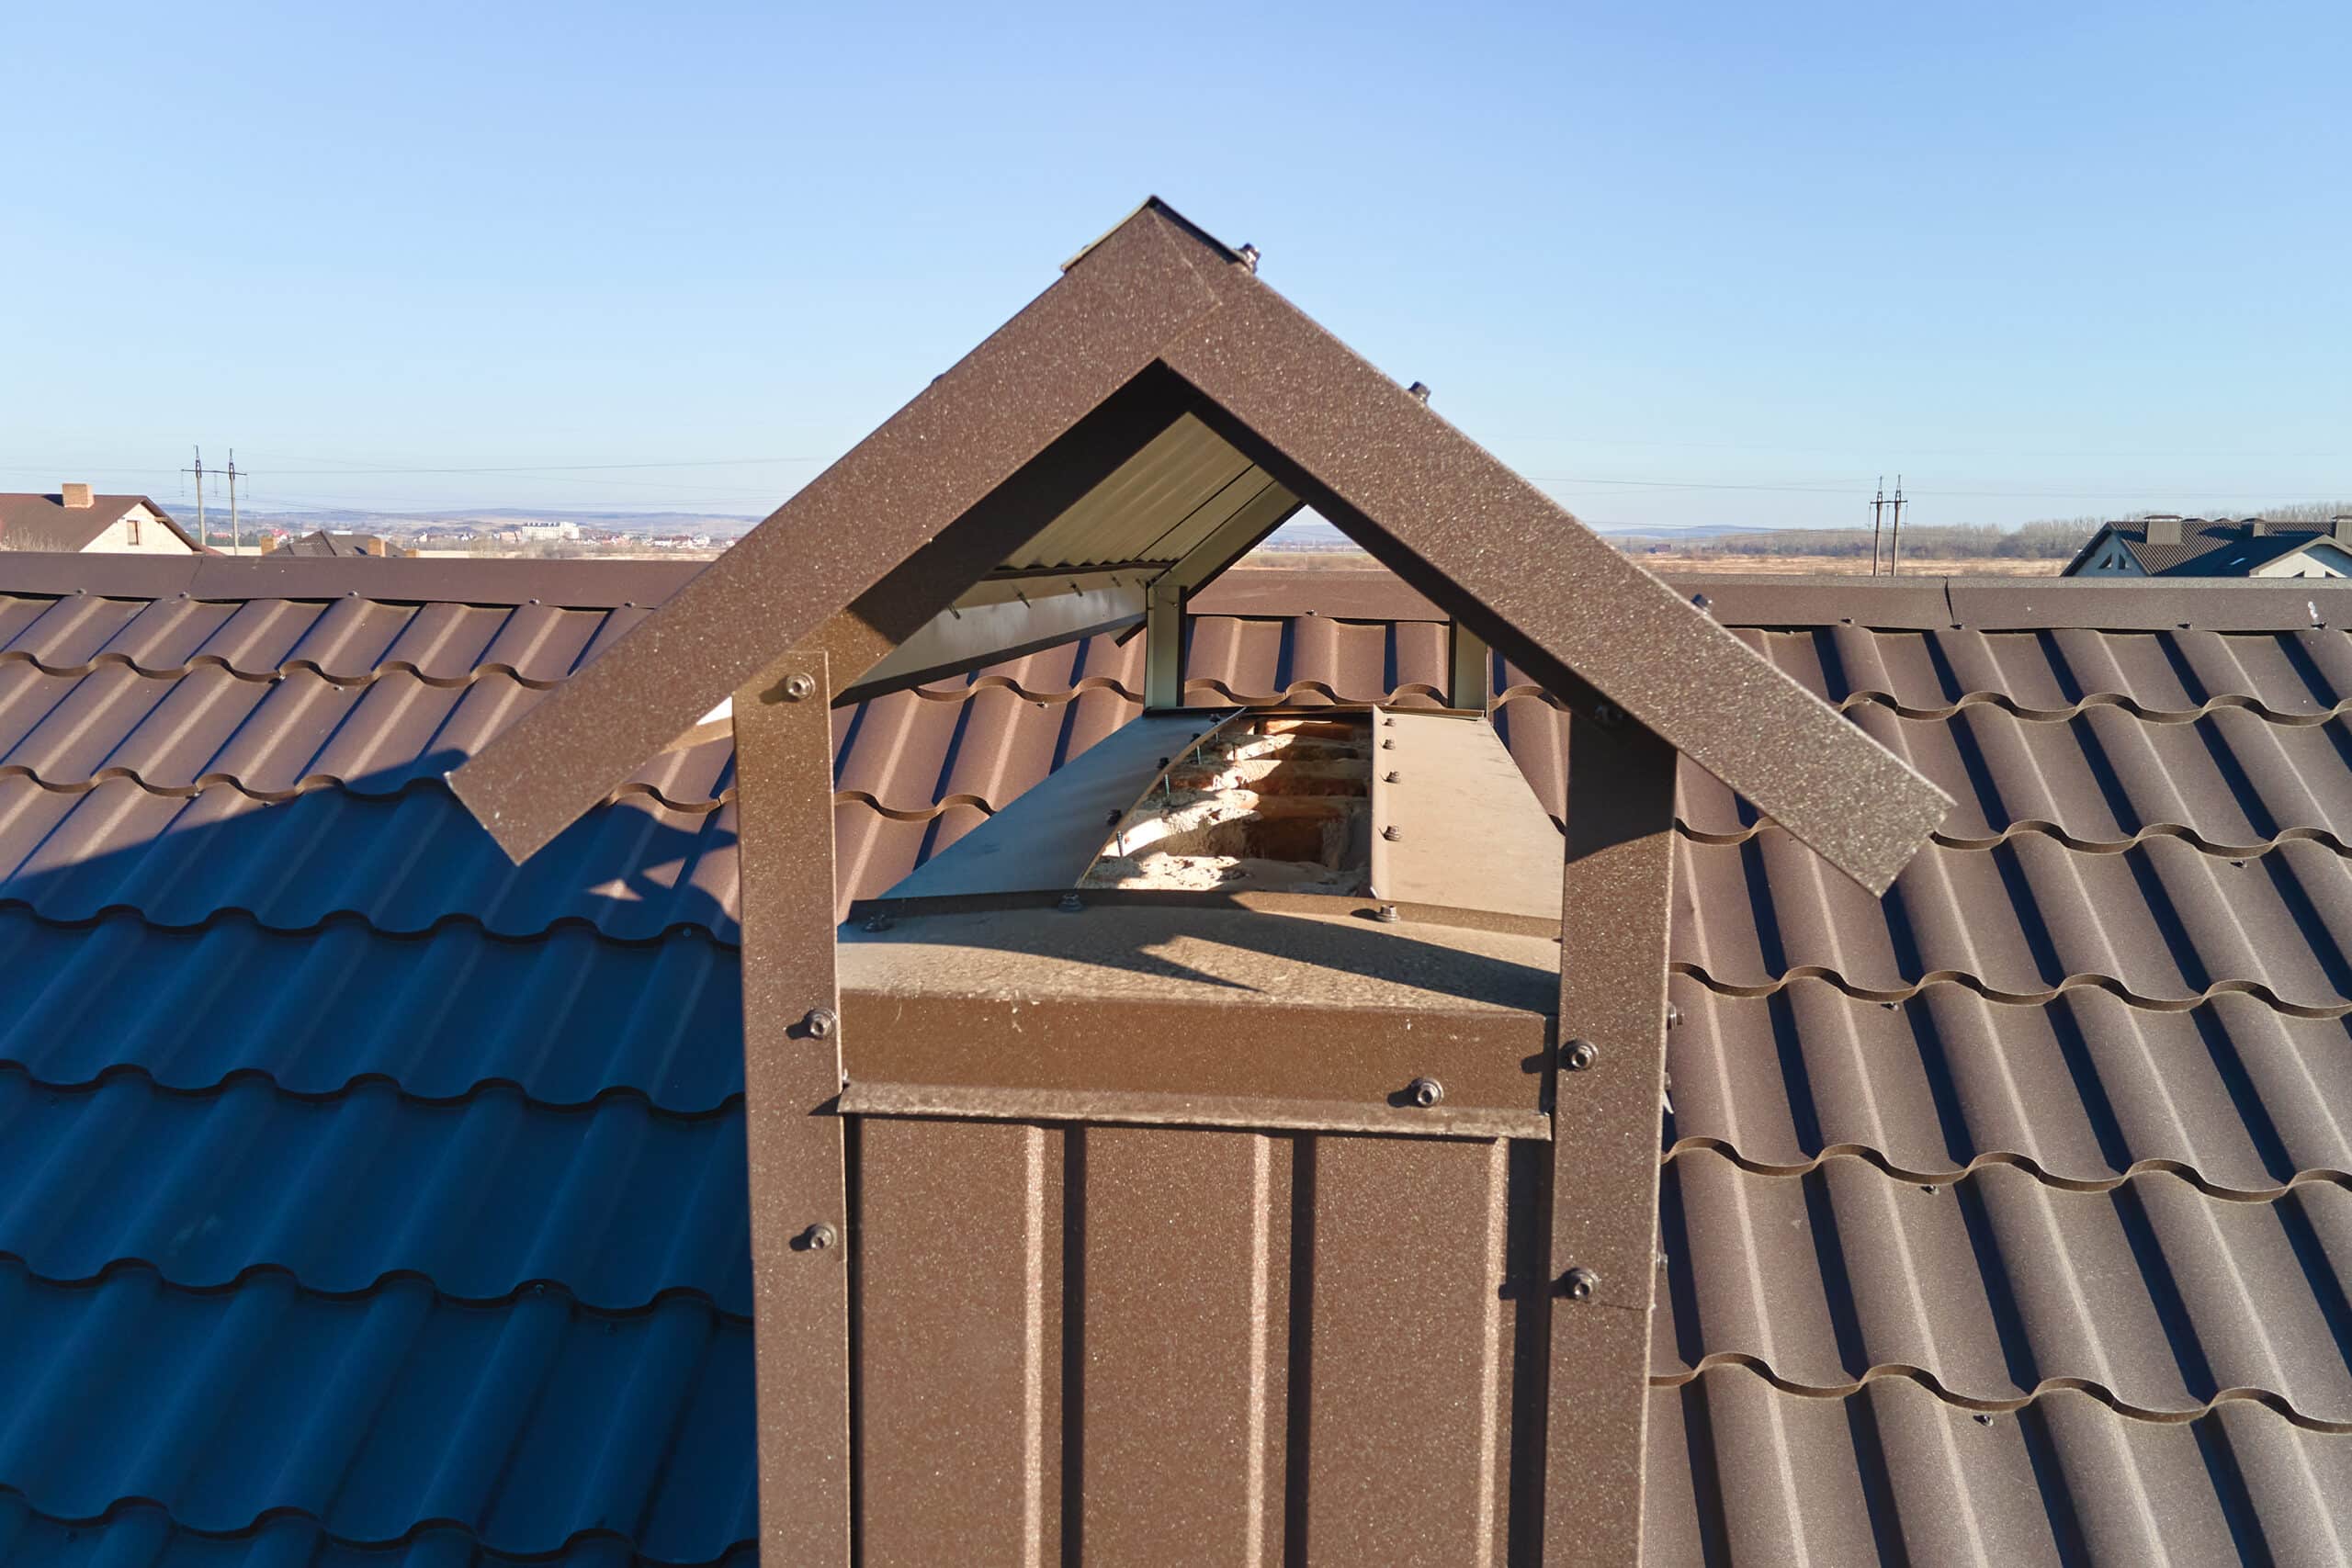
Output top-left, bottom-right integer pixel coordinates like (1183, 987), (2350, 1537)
(2254, 542), (2352, 579)
(79, 504), (198, 555)
(2069, 535), (2145, 577)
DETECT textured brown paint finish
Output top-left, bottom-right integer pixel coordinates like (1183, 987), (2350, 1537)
(1301, 1135), (1513, 1565)
(1544, 716), (1679, 1566)
(450, 206), (1230, 860)
(856, 1118), (1063, 1566)
(1157, 284), (1947, 895)
(733, 652), (852, 1567)
(1079, 1127), (1291, 1564)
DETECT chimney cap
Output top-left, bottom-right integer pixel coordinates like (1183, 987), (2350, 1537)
(60, 483), (93, 509)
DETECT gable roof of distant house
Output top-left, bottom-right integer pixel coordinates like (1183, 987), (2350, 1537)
(0, 492), (199, 552)
(268, 530), (397, 558)
(2066, 515), (2352, 576)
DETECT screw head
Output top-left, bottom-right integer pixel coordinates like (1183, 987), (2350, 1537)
(1382, 824), (1402, 841)
(802, 1007), (839, 1039)
(1564, 1038), (1599, 1072)
(1057, 892), (1084, 913)
(1407, 1076), (1443, 1108)
(779, 672), (817, 703)
(804, 1223), (839, 1251)
(1381, 738), (1396, 750)
(861, 912), (893, 933)
(1375, 903), (1401, 923)
(1561, 1266), (1599, 1301)
(1383, 770), (1400, 784)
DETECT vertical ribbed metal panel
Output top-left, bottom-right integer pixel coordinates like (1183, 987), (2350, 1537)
(1077, 1126), (1291, 1563)
(854, 1119), (1064, 1567)
(849, 1122), (1521, 1564)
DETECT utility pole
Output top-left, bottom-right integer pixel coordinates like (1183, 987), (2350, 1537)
(1870, 477), (1886, 576)
(184, 447), (206, 547)
(1888, 475), (1907, 576)
(182, 446), (249, 553)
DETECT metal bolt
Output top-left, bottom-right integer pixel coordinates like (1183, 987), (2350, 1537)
(1591, 703), (1623, 728)
(1564, 1038), (1599, 1072)
(1375, 903), (1401, 923)
(1667, 1005), (1684, 1029)
(1382, 824), (1402, 841)
(1407, 380), (1432, 403)
(1381, 738), (1396, 750)
(1384, 770), (1400, 784)
(861, 912), (893, 933)
(1382, 716), (1395, 727)
(1560, 1266), (1599, 1301)
(804, 1223), (839, 1251)
(779, 672), (817, 703)
(1057, 892), (1084, 913)
(802, 1007), (839, 1039)
(1237, 243), (1261, 273)
(1407, 1077), (1443, 1107)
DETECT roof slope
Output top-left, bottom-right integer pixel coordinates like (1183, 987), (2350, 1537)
(0, 491), (195, 551)
(2, 558), (2350, 1560)
(269, 530), (396, 558)
(2076, 517), (2348, 576)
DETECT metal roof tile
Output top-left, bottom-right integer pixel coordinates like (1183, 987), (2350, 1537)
(0, 1071), (749, 1312)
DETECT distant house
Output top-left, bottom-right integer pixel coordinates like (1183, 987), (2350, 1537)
(266, 531), (410, 558)
(517, 521), (581, 543)
(2064, 514), (2352, 578)
(0, 486), (203, 554)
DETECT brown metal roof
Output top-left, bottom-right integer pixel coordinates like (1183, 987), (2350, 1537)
(447, 199), (1949, 896)
(7, 556), (2352, 1557)
(266, 530), (398, 558)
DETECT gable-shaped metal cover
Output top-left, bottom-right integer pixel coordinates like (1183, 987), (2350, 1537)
(1000, 412), (1293, 572)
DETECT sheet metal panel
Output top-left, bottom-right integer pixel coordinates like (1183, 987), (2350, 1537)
(1077, 1126), (1291, 1563)
(855, 1118), (1064, 1566)
(1369, 708), (1561, 920)
(1002, 413), (1260, 570)
(1296, 1134), (1516, 1564)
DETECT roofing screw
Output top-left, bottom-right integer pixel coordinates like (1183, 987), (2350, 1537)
(1057, 893), (1084, 913)
(1667, 1005), (1684, 1029)
(1407, 1077), (1444, 1108)
(1407, 380), (1432, 403)
(1375, 903), (1401, 923)
(803, 1223), (839, 1251)
(1237, 243), (1261, 273)
(861, 912), (893, 933)
(1564, 1038), (1599, 1072)
(779, 672), (817, 703)
(1560, 1266), (1600, 1301)
(1382, 825), (1402, 841)
(802, 1007), (839, 1040)
(1381, 738), (1396, 750)
(1591, 703), (1623, 729)
(1384, 770), (1400, 784)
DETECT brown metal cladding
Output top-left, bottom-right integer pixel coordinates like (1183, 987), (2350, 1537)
(1546, 716), (1679, 1565)
(733, 653), (852, 1563)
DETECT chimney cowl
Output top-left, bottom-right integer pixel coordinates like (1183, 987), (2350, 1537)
(2143, 516), (2182, 546)
(60, 483), (93, 510)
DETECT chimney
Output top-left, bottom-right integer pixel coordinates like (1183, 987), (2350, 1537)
(2334, 515), (2352, 547)
(2247, 517), (2270, 537)
(60, 483), (93, 510)
(2143, 514), (2181, 546)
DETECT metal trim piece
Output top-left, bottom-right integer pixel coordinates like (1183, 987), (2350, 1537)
(447, 199), (1945, 895)
(734, 652), (853, 1565)
(1368, 709), (1563, 921)
(838, 1082), (1547, 1141)
(1541, 716), (1679, 1566)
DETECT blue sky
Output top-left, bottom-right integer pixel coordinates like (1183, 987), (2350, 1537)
(5, 1), (2346, 531)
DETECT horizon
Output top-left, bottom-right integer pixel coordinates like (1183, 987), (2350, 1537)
(6, 3), (2347, 534)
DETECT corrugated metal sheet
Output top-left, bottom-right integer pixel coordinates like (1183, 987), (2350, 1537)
(5, 565), (2352, 1562)
(1001, 412), (1290, 571)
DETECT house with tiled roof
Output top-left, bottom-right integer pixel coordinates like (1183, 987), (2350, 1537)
(2065, 513), (2352, 577)
(266, 529), (409, 558)
(8, 203), (2352, 1564)
(0, 486), (201, 554)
